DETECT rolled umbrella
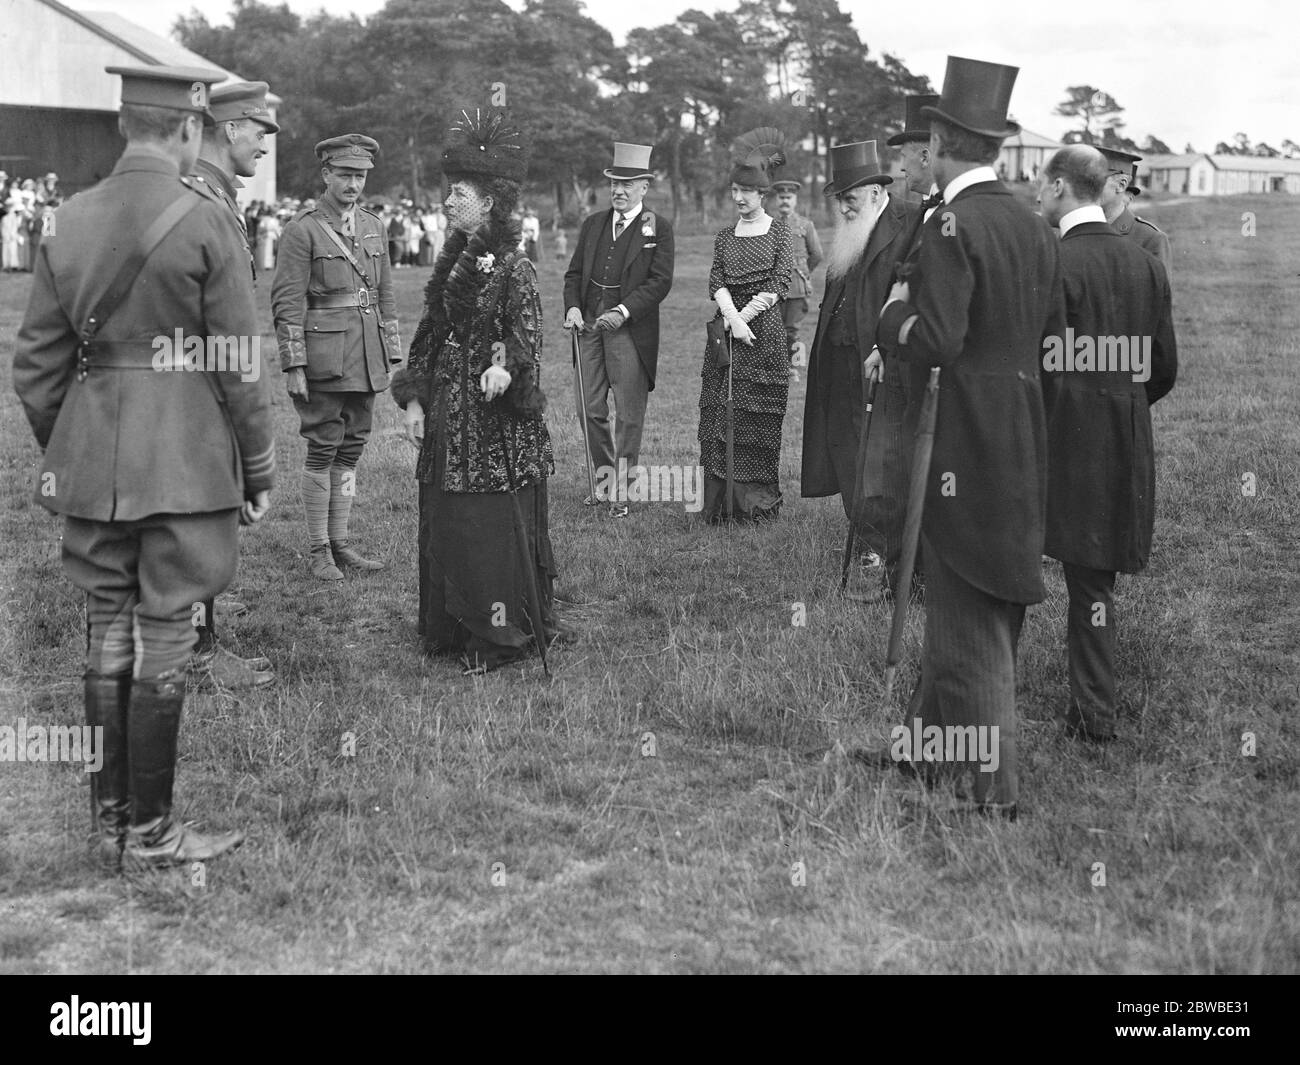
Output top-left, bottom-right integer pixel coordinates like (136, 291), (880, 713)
(839, 365), (881, 594)
(493, 408), (550, 675)
(724, 333), (735, 523)
(569, 326), (597, 504)
(883, 365), (940, 702)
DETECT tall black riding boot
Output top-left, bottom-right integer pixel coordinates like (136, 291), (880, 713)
(123, 671), (245, 868)
(84, 671), (131, 872)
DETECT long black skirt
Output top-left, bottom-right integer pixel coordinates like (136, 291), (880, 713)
(418, 475), (558, 670)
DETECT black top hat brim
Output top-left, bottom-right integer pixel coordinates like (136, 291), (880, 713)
(885, 130), (931, 147)
(603, 167), (655, 180)
(922, 105), (1019, 141)
(823, 171), (893, 196)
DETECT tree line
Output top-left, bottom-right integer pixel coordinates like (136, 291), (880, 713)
(174, 0), (931, 221)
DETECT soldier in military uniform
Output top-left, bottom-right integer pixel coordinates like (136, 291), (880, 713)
(13, 65), (276, 868)
(271, 134), (402, 580)
(768, 178), (822, 378)
(190, 80), (279, 689)
(1099, 147), (1172, 274)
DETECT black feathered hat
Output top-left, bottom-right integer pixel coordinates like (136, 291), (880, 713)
(730, 126), (787, 189)
(442, 109), (528, 183)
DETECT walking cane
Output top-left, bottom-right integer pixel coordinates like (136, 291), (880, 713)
(493, 408), (550, 675)
(569, 326), (598, 504)
(883, 366), (940, 702)
(839, 363), (881, 594)
(724, 333), (735, 524)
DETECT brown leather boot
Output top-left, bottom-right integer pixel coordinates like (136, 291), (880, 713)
(122, 671), (245, 868)
(84, 671), (131, 872)
(310, 543), (344, 581)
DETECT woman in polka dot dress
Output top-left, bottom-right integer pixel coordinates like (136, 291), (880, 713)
(698, 141), (793, 522)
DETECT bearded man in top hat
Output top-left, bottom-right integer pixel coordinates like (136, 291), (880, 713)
(874, 56), (1066, 818)
(1036, 145), (1176, 743)
(768, 178), (823, 376)
(563, 142), (675, 518)
(272, 133), (402, 580)
(13, 64), (275, 867)
(800, 139), (917, 584)
(188, 80), (279, 690)
(1099, 147), (1171, 273)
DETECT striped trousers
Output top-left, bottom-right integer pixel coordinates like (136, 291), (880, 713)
(905, 536), (1025, 807)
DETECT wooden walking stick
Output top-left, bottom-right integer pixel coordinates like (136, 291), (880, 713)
(883, 366), (940, 702)
(494, 408), (550, 675)
(724, 332), (735, 523)
(839, 364), (881, 594)
(569, 326), (598, 504)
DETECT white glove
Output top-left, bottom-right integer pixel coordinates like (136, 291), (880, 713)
(480, 364), (511, 400)
(563, 307), (585, 330)
(739, 292), (778, 322)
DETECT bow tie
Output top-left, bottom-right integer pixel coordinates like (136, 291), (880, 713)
(922, 192), (944, 210)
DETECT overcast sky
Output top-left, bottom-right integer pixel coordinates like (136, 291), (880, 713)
(85, 0), (1300, 153)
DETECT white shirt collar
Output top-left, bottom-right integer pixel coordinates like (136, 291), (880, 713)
(942, 165), (998, 205)
(1059, 204), (1107, 236)
(614, 202), (643, 229)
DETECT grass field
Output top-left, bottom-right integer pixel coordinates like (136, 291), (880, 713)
(1, 192), (1297, 974)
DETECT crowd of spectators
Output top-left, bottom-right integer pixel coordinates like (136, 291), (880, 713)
(1, 171), (62, 273)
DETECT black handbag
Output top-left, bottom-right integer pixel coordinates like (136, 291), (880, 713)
(707, 315), (730, 368)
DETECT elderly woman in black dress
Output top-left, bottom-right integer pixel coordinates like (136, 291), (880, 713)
(698, 129), (794, 522)
(392, 112), (558, 672)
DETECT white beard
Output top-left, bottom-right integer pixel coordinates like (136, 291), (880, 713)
(825, 207), (880, 281)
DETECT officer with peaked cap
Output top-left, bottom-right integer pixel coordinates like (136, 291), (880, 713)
(767, 177), (822, 377)
(272, 133), (402, 580)
(13, 64), (276, 869)
(189, 80), (280, 691)
(1098, 146), (1171, 273)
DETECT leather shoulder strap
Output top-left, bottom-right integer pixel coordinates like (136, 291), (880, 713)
(83, 191), (201, 338)
(308, 213), (373, 287)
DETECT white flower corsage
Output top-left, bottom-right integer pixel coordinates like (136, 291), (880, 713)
(641, 212), (656, 238)
(476, 252), (496, 273)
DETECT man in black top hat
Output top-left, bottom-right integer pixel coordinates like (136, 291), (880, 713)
(801, 140), (917, 582)
(875, 56), (1065, 817)
(1099, 147), (1171, 273)
(768, 178), (822, 377)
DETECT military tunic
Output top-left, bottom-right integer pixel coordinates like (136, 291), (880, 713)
(271, 197), (401, 393)
(1111, 206), (1172, 275)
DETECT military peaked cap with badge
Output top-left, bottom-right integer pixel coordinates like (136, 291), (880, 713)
(317, 134), (381, 170)
(770, 178), (802, 192)
(209, 81), (279, 132)
(106, 64), (225, 119)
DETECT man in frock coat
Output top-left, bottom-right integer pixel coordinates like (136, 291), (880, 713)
(1037, 145), (1177, 741)
(874, 56), (1066, 817)
(800, 140), (916, 584)
(563, 142), (675, 517)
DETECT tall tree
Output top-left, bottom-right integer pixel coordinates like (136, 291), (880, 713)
(1055, 86), (1125, 143)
